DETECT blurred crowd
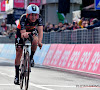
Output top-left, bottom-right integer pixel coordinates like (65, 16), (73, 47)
(0, 17), (100, 37)
(0, 20), (16, 38)
(43, 17), (100, 32)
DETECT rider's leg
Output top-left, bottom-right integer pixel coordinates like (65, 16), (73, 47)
(14, 47), (23, 84)
(14, 31), (23, 85)
(30, 35), (38, 66)
(15, 47), (23, 77)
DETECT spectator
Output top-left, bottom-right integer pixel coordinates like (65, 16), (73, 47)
(54, 24), (59, 31)
(66, 23), (73, 30)
(57, 22), (64, 32)
(85, 18), (90, 27)
(81, 21), (86, 28)
(48, 24), (54, 32)
(78, 17), (85, 27)
(58, 22), (63, 29)
(72, 21), (80, 30)
(44, 22), (50, 32)
(86, 18), (100, 29)
(90, 20), (94, 25)
(61, 23), (69, 30)
(8, 28), (16, 39)
(1, 21), (7, 33)
(92, 18), (99, 24)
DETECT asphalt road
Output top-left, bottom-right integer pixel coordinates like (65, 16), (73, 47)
(0, 59), (100, 90)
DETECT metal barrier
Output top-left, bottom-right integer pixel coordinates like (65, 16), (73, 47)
(1, 27), (100, 44)
(42, 27), (100, 44)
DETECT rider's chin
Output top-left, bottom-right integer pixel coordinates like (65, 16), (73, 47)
(31, 19), (35, 22)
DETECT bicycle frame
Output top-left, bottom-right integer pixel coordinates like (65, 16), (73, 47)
(20, 44), (31, 90)
(19, 34), (33, 90)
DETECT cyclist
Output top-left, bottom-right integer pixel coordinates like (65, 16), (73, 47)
(14, 4), (43, 85)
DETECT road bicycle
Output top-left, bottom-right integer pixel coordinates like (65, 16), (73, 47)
(17, 34), (33, 90)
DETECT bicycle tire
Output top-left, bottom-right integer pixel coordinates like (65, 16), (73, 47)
(20, 51), (26, 89)
(20, 71), (24, 89)
(25, 52), (30, 90)
(25, 69), (30, 90)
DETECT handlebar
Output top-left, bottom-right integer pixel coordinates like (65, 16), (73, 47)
(16, 33), (42, 49)
(16, 34), (33, 46)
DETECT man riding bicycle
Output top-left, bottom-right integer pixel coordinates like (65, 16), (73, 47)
(14, 4), (43, 85)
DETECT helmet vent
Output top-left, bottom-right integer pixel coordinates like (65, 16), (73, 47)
(32, 6), (36, 11)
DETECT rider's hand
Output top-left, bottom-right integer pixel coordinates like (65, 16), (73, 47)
(38, 41), (43, 49)
(21, 32), (30, 38)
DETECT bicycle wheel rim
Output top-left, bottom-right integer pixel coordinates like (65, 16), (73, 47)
(20, 73), (24, 89)
(20, 53), (25, 89)
(25, 70), (30, 90)
(25, 52), (30, 90)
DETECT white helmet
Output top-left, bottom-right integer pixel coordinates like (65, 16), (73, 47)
(27, 4), (40, 14)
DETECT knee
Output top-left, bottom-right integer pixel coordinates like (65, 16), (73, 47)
(15, 47), (23, 65)
(16, 47), (23, 53)
(15, 47), (23, 59)
(16, 47), (23, 57)
(32, 40), (38, 45)
(32, 36), (38, 45)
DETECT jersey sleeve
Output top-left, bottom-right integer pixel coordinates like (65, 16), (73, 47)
(19, 15), (26, 30)
(38, 16), (43, 26)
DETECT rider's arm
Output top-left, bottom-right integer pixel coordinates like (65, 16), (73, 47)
(19, 15), (31, 38)
(37, 26), (43, 43)
(37, 16), (43, 43)
(20, 29), (31, 34)
(20, 29), (26, 33)
(20, 30), (31, 38)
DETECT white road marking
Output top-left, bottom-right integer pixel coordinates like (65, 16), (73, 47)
(0, 71), (99, 89)
(39, 85), (76, 88)
(30, 83), (54, 90)
(0, 84), (15, 86)
(0, 71), (54, 90)
(0, 72), (14, 78)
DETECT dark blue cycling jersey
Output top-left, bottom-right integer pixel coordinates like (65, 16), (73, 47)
(17, 14), (43, 32)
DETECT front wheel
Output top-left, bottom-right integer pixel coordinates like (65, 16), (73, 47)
(25, 52), (30, 90)
(20, 53), (25, 89)
(25, 69), (30, 90)
(20, 65), (24, 89)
